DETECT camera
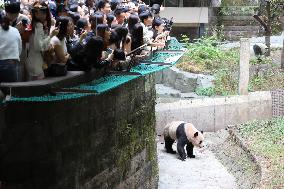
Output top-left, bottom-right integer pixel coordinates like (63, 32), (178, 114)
(162, 17), (173, 32)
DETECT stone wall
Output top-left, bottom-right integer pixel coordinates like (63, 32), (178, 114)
(0, 74), (158, 189)
(156, 91), (272, 134)
(208, 4), (260, 41)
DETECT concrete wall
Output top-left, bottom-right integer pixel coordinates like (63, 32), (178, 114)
(156, 91), (272, 134)
(0, 74), (158, 189)
(160, 7), (209, 24)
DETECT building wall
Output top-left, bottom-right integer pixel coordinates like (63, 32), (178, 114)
(160, 7), (209, 24)
(0, 74), (158, 189)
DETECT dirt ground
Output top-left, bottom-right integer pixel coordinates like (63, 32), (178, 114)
(270, 49), (282, 65)
(207, 130), (261, 189)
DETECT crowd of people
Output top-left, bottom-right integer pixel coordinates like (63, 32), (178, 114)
(0, 0), (171, 82)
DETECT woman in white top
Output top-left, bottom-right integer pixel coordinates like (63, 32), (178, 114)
(50, 16), (72, 65)
(26, 1), (58, 80)
(0, 14), (22, 82)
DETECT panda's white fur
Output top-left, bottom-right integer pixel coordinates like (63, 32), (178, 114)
(164, 121), (204, 148)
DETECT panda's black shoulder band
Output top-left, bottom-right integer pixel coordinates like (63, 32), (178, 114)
(176, 123), (186, 139)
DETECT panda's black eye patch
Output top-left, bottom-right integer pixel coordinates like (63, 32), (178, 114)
(199, 141), (203, 144)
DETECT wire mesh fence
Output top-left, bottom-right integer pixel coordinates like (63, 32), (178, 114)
(271, 89), (284, 118)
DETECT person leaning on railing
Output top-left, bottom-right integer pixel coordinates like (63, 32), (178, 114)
(26, 1), (58, 81)
(151, 17), (168, 49)
(50, 16), (72, 65)
(0, 12), (22, 82)
(139, 10), (165, 49)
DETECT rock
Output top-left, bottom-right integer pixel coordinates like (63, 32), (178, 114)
(156, 66), (214, 93)
(197, 75), (215, 89)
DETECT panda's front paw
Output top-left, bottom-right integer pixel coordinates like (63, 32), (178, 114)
(180, 155), (186, 161)
(188, 155), (195, 158)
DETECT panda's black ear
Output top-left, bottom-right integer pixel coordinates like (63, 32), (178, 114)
(201, 131), (204, 134)
(194, 132), (198, 137)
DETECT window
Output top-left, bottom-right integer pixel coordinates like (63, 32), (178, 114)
(183, 0), (211, 7)
(165, 0), (179, 7)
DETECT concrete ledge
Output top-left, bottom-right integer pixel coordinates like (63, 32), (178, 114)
(156, 91), (272, 133)
(0, 70), (103, 97)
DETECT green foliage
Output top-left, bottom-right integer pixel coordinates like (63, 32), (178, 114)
(221, 0), (258, 6)
(248, 67), (284, 92)
(179, 35), (238, 73)
(213, 68), (238, 96)
(248, 75), (265, 91)
(178, 35), (284, 96)
(237, 118), (284, 188)
(249, 56), (273, 66)
(178, 35), (239, 96)
(220, 6), (258, 16)
(195, 87), (215, 97)
(259, 0), (284, 35)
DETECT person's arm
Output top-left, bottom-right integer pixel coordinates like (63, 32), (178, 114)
(18, 37), (22, 57)
(124, 37), (132, 54)
(16, 29), (22, 57)
(34, 23), (58, 52)
(142, 24), (152, 45)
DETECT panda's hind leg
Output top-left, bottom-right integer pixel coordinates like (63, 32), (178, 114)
(186, 142), (195, 158)
(164, 136), (176, 154)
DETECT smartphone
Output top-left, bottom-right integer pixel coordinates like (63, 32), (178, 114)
(57, 21), (61, 28)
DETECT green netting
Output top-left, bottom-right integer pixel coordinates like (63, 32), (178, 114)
(145, 51), (184, 64)
(167, 37), (185, 51)
(130, 64), (170, 75)
(8, 75), (139, 102)
(7, 38), (184, 102)
(71, 75), (139, 93)
(9, 93), (91, 102)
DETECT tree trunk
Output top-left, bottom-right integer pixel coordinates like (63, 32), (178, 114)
(265, 1), (271, 56)
(281, 39), (284, 69)
(281, 8), (284, 69)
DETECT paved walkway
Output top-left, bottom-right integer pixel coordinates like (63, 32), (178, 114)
(157, 136), (237, 189)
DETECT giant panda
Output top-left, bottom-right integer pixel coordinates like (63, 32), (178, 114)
(163, 121), (204, 161)
(251, 43), (268, 57)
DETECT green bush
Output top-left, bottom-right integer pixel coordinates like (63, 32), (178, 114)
(195, 87), (215, 97)
(178, 36), (239, 96)
(178, 35), (239, 73)
(178, 35), (282, 96)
